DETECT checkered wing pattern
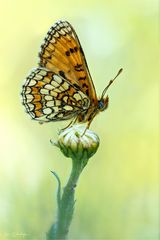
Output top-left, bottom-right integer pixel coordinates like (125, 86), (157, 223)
(22, 67), (90, 122)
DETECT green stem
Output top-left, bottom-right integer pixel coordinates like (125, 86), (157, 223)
(47, 157), (87, 240)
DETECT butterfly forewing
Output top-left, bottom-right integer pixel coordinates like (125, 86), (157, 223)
(39, 20), (97, 103)
(22, 67), (90, 122)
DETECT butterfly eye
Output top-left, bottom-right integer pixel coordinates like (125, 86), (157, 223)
(98, 97), (109, 111)
(98, 100), (104, 109)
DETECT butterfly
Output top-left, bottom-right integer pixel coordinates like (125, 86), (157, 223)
(21, 20), (122, 131)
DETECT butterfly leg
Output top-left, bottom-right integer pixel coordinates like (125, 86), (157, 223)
(61, 115), (79, 132)
(81, 119), (93, 136)
(81, 109), (98, 136)
(61, 120), (74, 131)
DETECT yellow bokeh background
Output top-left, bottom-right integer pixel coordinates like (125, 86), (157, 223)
(0, 0), (159, 239)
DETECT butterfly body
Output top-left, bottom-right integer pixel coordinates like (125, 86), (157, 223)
(22, 20), (122, 129)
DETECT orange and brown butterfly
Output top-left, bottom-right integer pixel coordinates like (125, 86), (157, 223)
(21, 20), (122, 130)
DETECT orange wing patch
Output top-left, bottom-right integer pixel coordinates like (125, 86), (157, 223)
(39, 20), (97, 103)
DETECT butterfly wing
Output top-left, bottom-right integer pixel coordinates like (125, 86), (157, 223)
(21, 67), (90, 122)
(39, 20), (97, 104)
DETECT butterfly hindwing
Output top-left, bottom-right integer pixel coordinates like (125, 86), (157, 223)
(39, 20), (97, 103)
(22, 67), (90, 122)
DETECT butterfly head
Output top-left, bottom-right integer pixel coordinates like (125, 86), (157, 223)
(98, 96), (109, 112)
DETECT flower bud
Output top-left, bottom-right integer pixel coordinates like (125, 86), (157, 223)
(51, 125), (100, 162)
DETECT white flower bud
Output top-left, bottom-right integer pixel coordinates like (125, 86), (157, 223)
(51, 125), (100, 162)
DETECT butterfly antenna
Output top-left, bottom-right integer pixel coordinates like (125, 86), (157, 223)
(101, 68), (123, 99)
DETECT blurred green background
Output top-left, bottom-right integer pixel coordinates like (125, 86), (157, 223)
(0, 0), (159, 239)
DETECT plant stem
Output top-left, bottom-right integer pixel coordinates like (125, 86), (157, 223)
(47, 157), (86, 240)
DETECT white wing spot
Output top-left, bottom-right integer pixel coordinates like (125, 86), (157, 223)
(73, 93), (81, 101)
(63, 105), (73, 111)
(50, 38), (56, 43)
(50, 91), (58, 97)
(40, 89), (49, 95)
(62, 82), (69, 90)
(54, 75), (62, 84)
(60, 29), (65, 35)
(54, 88), (61, 93)
(25, 87), (31, 94)
(46, 101), (54, 107)
(27, 103), (34, 111)
(26, 94), (34, 102)
(45, 84), (54, 90)
(63, 96), (68, 103)
(48, 113), (56, 119)
(34, 75), (43, 81)
(43, 108), (52, 114)
(28, 79), (36, 86)
(51, 80), (59, 88)
(54, 32), (59, 38)
(57, 113), (63, 118)
(59, 86), (65, 91)
(44, 95), (53, 101)
(55, 100), (61, 106)
(39, 70), (47, 76)
(53, 106), (59, 112)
